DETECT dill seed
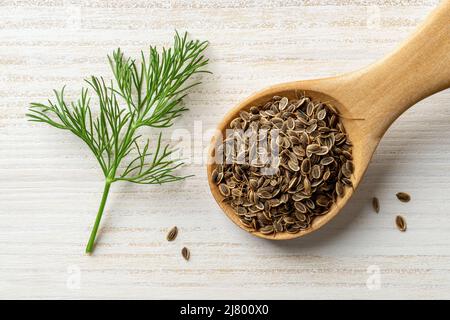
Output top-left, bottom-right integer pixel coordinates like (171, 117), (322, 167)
(166, 226), (178, 242)
(372, 197), (380, 213)
(396, 192), (411, 202)
(181, 247), (190, 261)
(395, 215), (407, 232)
(215, 95), (353, 235)
(219, 183), (231, 197)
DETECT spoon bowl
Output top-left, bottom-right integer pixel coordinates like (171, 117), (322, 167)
(207, 85), (368, 240)
(207, 0), (450, 240)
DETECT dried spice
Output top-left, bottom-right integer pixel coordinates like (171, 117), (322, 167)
(395, 215), (407, 232)
(181, 247), (190, 261)
(396, 192), (411, 203)
(166, 226), (178, 242)
(214, 95), (353, 235)
(372, 197), (380, 213)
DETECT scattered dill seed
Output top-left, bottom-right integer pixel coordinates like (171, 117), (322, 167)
(181, 247), (190, 261)
(396, 192), (411, 202)
(166, 226), (178, 242)
(395, 215), (407, 232)
(372, 197), (380, 213)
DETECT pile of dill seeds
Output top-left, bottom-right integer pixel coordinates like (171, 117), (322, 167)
(212, 95), (354, 235)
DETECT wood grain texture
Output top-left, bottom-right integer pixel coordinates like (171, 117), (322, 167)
(1, 0), (450, 299)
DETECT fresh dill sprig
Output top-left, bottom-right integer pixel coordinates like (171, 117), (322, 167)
(26, 32), (210, 254)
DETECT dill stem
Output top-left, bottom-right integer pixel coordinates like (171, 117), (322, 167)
(85, 180), (112, 254)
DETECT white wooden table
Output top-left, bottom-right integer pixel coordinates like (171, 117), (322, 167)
(1, 0), (450, 299)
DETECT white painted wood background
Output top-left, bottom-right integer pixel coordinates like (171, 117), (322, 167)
(1, 0), (449, 299)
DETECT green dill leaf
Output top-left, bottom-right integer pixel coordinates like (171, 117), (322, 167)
(26, 31), (210, 254)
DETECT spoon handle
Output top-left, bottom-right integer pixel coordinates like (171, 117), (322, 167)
(335, 0), (450, 137)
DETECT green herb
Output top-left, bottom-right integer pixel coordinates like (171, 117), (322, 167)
(26, 32), (209, 254)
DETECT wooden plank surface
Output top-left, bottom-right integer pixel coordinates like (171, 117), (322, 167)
(1, 0), (450, 299)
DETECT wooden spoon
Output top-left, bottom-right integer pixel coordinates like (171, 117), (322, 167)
(207, 0), (450, 240)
